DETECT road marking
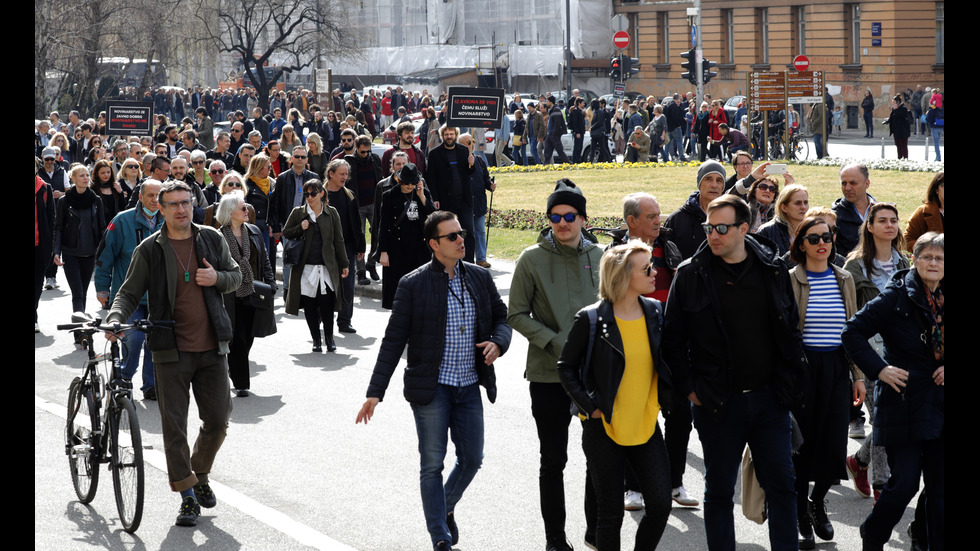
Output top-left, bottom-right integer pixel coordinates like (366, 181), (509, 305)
(37, 395), (358, 550)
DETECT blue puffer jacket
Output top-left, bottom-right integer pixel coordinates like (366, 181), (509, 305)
(842, 269), (944, 446)
(95, 207), (163, 304)
(366, 258), (512, 405)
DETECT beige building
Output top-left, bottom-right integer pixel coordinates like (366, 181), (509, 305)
(614, 1), (944, 124)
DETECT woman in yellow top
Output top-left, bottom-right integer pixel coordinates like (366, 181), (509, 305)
(557, 240), (673, 551)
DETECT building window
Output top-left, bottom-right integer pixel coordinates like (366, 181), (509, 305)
(846, 4), (861, 64)
(756, 8), (769, 64)
(793, 6), (807, 55)
(658, 12), (669, 64)
(936, 2), (944, 64)
(721, 9), (734, 64)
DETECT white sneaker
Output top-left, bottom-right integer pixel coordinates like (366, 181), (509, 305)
(45, 277), (57, 290)
(35, 322), (40, 333)
(672, 486), (699, 507)
(624, 490), (644, 511)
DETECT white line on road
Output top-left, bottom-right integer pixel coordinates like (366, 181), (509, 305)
(37, 394), (358, 551)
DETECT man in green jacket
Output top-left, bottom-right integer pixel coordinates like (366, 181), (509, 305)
(107, 181), (241, 528)
(508, 179), (603, 551)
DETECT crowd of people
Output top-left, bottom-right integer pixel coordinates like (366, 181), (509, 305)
(36, 90), (942, 551)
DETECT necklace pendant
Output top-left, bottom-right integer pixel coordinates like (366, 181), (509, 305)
(184, 271), (190, 282)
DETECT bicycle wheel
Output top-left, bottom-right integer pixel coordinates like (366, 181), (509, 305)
(111, 396), (144, 533)
(793, 137), (809, 161)
(66, 377), (100, 503)
(768, 137), (784, 160)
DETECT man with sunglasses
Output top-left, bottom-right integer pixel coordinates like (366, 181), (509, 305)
(663, 194), (805, 551)
(357, 210), (511, 551)
(106, 181), (242, 528)
(330, 128), (358, 160)
(270, 145), (319, 297)
(508, 179), (603, 551)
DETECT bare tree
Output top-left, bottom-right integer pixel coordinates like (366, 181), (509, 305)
(195, 0), (360, 111)
(35, 0), (182, 118)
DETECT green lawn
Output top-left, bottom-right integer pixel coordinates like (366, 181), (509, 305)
(482, 164), (935, 262)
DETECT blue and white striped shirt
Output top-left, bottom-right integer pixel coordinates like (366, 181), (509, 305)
(802, 268), (846, 350)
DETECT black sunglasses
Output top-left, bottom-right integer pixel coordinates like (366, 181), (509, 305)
(756, 183), (778, 192)
(303, 187), (324, 197)
(803, 232), (834, 245)
(436, 229), (467, 242)
(702, 222), (740, 235)
(548, 212), (579, 224)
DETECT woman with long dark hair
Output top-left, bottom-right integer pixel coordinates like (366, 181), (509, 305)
(91, 159), (131, 224)
(904, 171), (944, 251)
(842, 203), (908, 503)
(789, 216), (865, 549)
(862, 89), (876, 138)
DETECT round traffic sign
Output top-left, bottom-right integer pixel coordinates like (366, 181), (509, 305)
(793, 55), (810, 72)
(613, 31), (630, 50)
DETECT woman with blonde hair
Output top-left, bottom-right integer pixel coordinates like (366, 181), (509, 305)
(757, 183), (809, 255)
(557, 240), (673, 550)
(243, 154), (274, 253)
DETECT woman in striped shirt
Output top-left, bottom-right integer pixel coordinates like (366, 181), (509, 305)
(788, 216), (866, 550)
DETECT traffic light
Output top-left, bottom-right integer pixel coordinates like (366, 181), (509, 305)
(702, 58), (718, 84)
(609, 55), (622, 80)
(625, 57), (640, 80)
(680, 49), (697, 85)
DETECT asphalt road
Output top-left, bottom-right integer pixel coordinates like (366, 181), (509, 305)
(35, 254), (924, 550)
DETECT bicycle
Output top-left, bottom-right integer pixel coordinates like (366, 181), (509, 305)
(61, 313), (172, 534)
(767, 129), (810, 161)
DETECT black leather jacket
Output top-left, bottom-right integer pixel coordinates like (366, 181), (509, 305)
(662, 235), (807, 415)
(557, 298), (673, 424)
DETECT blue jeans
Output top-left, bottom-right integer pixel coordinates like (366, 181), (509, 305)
(120, 304), (155, 392)
(411, 383), (484, 546)
(693, 387), (797, 551)
(931, 126), (943, 161)
(813, 133), (825, 159)
(669, 127), (686, 160)
(530, 137), (541, 164)
(473, 215), (487, 263)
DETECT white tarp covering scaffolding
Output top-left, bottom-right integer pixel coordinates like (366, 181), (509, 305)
(330, 0), (612, 76)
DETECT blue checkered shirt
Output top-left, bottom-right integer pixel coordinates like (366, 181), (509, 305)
(438, 264), (478, 387)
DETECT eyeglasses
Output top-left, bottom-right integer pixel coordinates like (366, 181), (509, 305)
(239, 205), (249, 213)
(211, 169), (227, 175)
(436, 230), (467, 242)
(548, 212), (579, 224)
(192, 159), (205, 165)
(917, 254), (944, 264)
(803, 232), (834, 245)
(161, 199), (193, 209)
(303, 187), (324, 197)
(702, 222), (740, 235)
(341, 138), (353, 143)
(224, 181), (242, 188)
(292, 154), (307, 159)
(637, 263), (655, 277)
(756, 183), (778, 193)
(357, 149), (371, 155)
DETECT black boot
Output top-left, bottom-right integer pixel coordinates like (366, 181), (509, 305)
(326, 335), (337, 352)
(809, 498), (834, 541)
(798, 509), (815, 550)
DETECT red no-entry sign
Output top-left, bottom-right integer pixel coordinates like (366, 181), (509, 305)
(613, 31), (630, 50)
(793, 55), (810, 72)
